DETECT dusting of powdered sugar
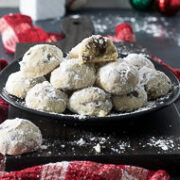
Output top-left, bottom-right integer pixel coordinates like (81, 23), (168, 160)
(37, 135), (180, 158)
(99, 61), (138, 95)
(108, 101), (156, 117)
(139, 66), (157, 84)
(53, 58), (96, 89)
(4, 81), (176, 121)
(76, 138), (86, 146)
(124, 53), (155, 70)
(53, 88), (173, 119)
(146, 137), (175, 151)
(27, 81), (66, 103)
(32, 131), (180, 159)
(90, 15), (168, 36)
(0, 118), (42, 155)
(0, 118), (24, 132)
(89, 13), (180, 47)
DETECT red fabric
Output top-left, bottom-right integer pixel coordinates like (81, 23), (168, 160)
(107, 23), (136, 42)
(0, 99), (8, 124)
(0, 165), (43, 180)
(47, 32), (65, 42)
(0, 13), (63, 53)
(149, 170), (170, 180)
(0, 59), (8, 71)
(0, 59), (8, 123)
(152, 55), (180, 81)
(66, 161), (170, 179)
(0, 161), (170, 180)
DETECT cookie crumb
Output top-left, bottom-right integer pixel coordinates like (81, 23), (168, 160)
(93, 143), (101, 153)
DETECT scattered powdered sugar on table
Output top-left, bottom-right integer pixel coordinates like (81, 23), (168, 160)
(76, 138), (86, 146)
(40, 136), (133, 155)
(90, 14), (169, 36)
(92, 19), (108, 33)
(41, 144), (49, 150)
(89, 13), (180, 47)
(146, 137), (175, 151)
(35, 135), (180, 158)
(54, 112), (87, 120)
(111, 141), (131, 153)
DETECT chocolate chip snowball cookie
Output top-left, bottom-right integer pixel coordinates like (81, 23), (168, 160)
(5, 71), (45, 98)
(50, 58), (96, 90)
(25, 81), (68, 113)
(68, 35), (118, 63)
(139, 67), (172, 100)
(0, 118), (42, 155)
(68, 87), (112, 117)
(124, 53), (155, 70)
(97, 60), (139, 95)
(20, 44), (63, 78)
(112, 85), (147, 112)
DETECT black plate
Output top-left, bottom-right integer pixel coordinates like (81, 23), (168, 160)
(0, 58), (179, 124)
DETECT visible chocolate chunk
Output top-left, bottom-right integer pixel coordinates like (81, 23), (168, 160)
(121, 70), (126, 76)
(43, 54), (52, 63)
(85, 44), (91, 50)
(45, 88), (50, 94)
(168, 81), (171, 85)
(92, 36), (107, 55)
(47, 54), (52, 60)
(144, 85), (148, 92)
(143, 74), (146, 79)
(131, 91), (139, 97)
(34, 92), (39, 96)
(127, 91), (139, 97)
(117, 69), (126, 77)
(10, 135), (16, 141)
(148, 90), (156, 100)
(82, 55), (90, 61)
(27, 51), (31, 56)
(94, 101), (100, 106)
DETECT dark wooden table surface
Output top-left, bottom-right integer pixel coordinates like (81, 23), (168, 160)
(0, 7), (180, 179)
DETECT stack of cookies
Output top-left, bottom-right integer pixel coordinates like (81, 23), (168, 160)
(5, 35), (172, 117)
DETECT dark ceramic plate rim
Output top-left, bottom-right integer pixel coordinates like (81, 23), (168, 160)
(0, 58), (179, 122)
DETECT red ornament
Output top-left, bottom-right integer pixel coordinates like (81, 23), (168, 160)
(107, 23), (136, 42)
(155, 0), (180, 16)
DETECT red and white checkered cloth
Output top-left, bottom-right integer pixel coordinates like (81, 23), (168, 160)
(0, 14), (63, 53)
(0, 13), (179, 179)
(0, 160), (170, 180)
